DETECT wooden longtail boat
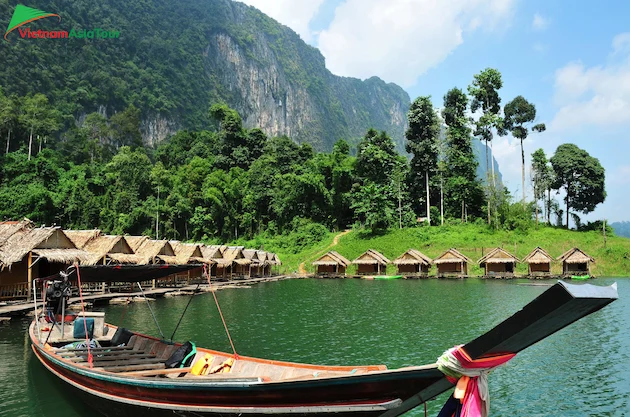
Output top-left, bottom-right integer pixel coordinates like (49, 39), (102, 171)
(30, 265), (617, 417)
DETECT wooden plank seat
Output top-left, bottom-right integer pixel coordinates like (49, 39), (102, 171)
(104, 363), (166, 373)
(67, 353), (158, 363)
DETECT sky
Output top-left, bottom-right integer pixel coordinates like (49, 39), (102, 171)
(239, 0), (630, 224)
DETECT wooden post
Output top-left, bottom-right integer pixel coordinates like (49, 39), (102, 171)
(27, 252), (33, 300)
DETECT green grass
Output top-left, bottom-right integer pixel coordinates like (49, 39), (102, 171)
(267, 224), (630, 277)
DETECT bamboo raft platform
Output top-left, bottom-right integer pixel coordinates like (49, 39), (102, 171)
(0, 275), (290, 318)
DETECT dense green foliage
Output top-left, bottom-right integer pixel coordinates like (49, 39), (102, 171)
(550, 144), (606, 228)
(503, 95), (546, 203)
(405, 96), (440, 219)
(290, 223), (630, 277)
(0, 0), (409, 152)
(442, 88), (484, 220)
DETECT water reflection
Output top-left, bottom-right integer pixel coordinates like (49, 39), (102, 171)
(1, 278), (628, 416)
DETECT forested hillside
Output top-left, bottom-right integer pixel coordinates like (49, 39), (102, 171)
(0, 0), (409, 150)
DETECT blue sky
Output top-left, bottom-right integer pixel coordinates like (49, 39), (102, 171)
(240, 0), (630, 224)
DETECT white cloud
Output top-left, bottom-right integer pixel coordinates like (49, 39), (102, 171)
(550, 33), (630, 131)
(317, 0), (516, 88)
(239, 0), (325, 43)
(532, 13), (549, 31)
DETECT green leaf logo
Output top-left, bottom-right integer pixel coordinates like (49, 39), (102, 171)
(4, 4), (61, 41)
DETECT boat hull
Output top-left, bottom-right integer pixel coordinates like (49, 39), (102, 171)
(31, 331), (448, 417)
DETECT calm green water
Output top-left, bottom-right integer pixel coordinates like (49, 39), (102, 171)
(1, 278), (628, 416)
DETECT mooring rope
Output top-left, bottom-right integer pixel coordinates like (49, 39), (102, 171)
(436, 345), (515, 417)
(205, 265), (239, 359)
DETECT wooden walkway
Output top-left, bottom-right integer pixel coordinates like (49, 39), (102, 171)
(0, 275), (291, 318)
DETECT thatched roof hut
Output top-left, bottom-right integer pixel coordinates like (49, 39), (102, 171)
(478, 247), (519, 277)
(557, 247), (594, 276)
(0, 227), (89, 268)
(64, 229), (101, 249)
(125, 236), (150, 252)
(224, 246), (251, 278)
(273, 253), (282, 265)
(0, 219), (34, 248)
(522, 247), (553, 276)
(81, 235), (136, 266)
(433, 248), (471, 277)
(312, 251), (351, 276)
(393, 249), (432, 276)
(352, 249), (390, 275)
(170, 241), (205, 264)
(133, 239), (176, 265)
(0, 227), (90, 297)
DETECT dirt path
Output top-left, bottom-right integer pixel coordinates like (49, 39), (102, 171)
(298, 229), (351, 274)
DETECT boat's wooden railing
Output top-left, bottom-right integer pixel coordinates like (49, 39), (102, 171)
(0, 282), (29, 300)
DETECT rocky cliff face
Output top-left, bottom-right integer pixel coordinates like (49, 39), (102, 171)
(0, 0), (410, 151)
(200, 1), (410, 152)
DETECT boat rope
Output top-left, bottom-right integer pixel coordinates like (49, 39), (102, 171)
(75, 263), (93, 368)
(436, 345), (515, 417)
(205, 265), (239, 359)
(169, 281), (201, 341)
(136, 282), (166, 340)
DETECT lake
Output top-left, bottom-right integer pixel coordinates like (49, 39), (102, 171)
(1, 277), (628, 416)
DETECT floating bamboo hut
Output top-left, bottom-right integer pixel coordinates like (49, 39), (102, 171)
(478, 247), (520, 277)
(224, 246), (251, 279)
(433, 248), (471, 278)
(202, 245), (229, 280)
(0, 227), (89, 299)
(557, 247), (594, 277)
(170, 241), (205, 265)
(255, 250), (269, 277)
(352, 250), (390, 275)
(64, 229), (102, 249)
(522, 247), (553, 276)
(243, 249), (265, 277)
(81, 235), (137, 265)
(392, 249), (432, 277)
(312, 251), (351, 276)
(133, 239), (176, 265)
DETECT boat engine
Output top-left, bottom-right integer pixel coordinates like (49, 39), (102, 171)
(46, 280), (72, 319)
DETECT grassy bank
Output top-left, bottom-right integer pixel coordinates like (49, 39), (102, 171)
(261, 224), (630, 277)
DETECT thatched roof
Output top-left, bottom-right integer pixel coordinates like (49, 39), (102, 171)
(253, 250), (268, 266)
(80, 235), (135, 266)
(107, 253), (141, 264)
(170, 241), (205, 264)
(433, 248), (471, 264)
(523, 247), (554, 264)
(393, 249), (432, 266)
(0, 227), (85, 268)
(224, 246), (245, 262)
(478, 247), (520, 265)
(557, 247), (595, 264)
(32, 248), (90, 264)
(242, 249), (259, 260)
(134, 239), (175, 265)
(273, 253), (281, 265)
(313, 251), (351, 266)
(0, 219), (33, 248)
(352, 249), (390, 265)
(64, 229), (101, 249)
(155, 254), (179, 264)
(125, 236), (150, 252)
(201, 245), (222, 260)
